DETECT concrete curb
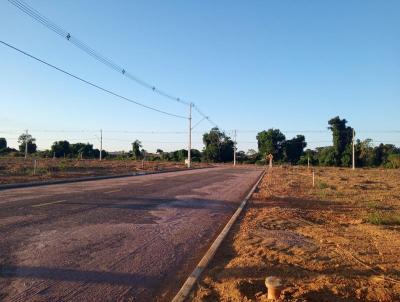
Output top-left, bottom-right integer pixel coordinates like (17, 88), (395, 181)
(0, 166), (213, 191)
(171, 168), (267, 302)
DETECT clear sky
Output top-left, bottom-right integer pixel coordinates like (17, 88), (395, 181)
(1, 0), (399, 153)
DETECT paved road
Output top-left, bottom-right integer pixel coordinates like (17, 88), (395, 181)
(0, 167), (263, 302)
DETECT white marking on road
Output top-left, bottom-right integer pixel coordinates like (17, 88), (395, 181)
(32, 200), (66, 208)
(104, 189), (122, 194)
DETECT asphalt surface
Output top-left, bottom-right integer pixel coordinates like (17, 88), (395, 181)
(0, 167), (263, 302)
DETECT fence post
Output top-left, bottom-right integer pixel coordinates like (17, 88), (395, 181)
(312, 170), (315, 187)
(33, 158), (37, 176)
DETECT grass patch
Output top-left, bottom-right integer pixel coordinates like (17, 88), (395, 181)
(317, 181), (329, 189)
(365, 211), (400, 225)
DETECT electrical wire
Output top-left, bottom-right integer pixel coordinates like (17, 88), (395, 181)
(8, 0), (217, 128)
(0, 40), (187, 119)
(7, 1), (189, 101)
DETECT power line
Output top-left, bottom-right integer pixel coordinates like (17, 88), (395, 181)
(3, 128), (400, 136)
(0, 129), (210, 134)
(8, 0), (188, 105)
(8, 0), (217, 128)
(0, 40), (187, 119)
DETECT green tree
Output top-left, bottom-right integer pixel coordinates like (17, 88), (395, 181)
(18, 133), (37, 154)
(354, 139), (376, 167)
(131, 140), (142, 160)
(51, 140), (71, 158)
(374, 143), (399, 166)
(256, 129), (286, 161)
(0, 138), (7, 150)
(316, 146), (336, 166)
(298, 149), (317, 166)
(386, 154), (400, 168)
(283, 135), (307, 164)
(202, 128), (234, 162)
(168, 149), (187, 161)
(191, 149), (202, 162)
(70, 143), (95, 158)
(328, 116), (354, 166)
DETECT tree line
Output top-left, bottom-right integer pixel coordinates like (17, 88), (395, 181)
(1, 116), (399, 168)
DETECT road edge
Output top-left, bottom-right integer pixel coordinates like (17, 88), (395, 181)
(0, 166), (214, 191)
(171, 168), (267, 302)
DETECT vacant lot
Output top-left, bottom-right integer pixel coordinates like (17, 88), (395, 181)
(0, 158), (209, 184)
(191, 166), (400, 302)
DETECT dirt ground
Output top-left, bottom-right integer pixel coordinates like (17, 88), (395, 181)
(191, 166), (400, 302)
(0, 158), (209, 184)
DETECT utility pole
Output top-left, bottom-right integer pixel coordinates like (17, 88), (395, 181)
(187, 103), (192, 168)
(352, 129), (355, 170)
(100, 129), (103, 161)
(233, 129), (237, 166)
(24, 129), (28, 159)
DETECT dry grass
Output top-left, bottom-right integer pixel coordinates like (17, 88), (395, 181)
(0, 158), (210, 184)
(191, 166), (400, 302)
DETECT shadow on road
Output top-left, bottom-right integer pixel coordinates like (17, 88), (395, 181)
(0, 265), (156, 286)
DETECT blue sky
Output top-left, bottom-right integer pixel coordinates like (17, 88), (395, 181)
(1, 0), (399, 152)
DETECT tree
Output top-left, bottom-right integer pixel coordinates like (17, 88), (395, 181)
(374, 143), (399, 166)
(168, 149), (187, 162)
(0, 138), (7, 150)
(202, 128), (234, 162)
(298, 149), (317, 166)
(256, 129), (286, 161)
(354, 139), (376, 167)
(70, 143), (95, 158)
(131, 140), (142, 160)
(328, 116), (353, 166)
(386, 154), (400, 168)
(283, 135), (307, 164)
(51, 140), (71, 158)
(18, 133), (37, 154)
(191, 149), (202, 162)
(316, 146), (336, 166)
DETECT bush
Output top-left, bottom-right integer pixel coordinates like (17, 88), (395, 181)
(317, 181), (329, 189)
(385, 154), (400, 169)
(255, 159), (266, 166)
(365, 211), (400, 225)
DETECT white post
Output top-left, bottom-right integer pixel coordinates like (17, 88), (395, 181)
(187, 103), (192, 168)
(33, 158), (37, 175)
(307, 155), (310, 169)
(24, 129), (28, 159)
(233, 129), (237, 166)
(100, 129), (103, 161)
(142, 150), (146, 169)
(352, 129), (355, 170)
(312, 170), (315, 187)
